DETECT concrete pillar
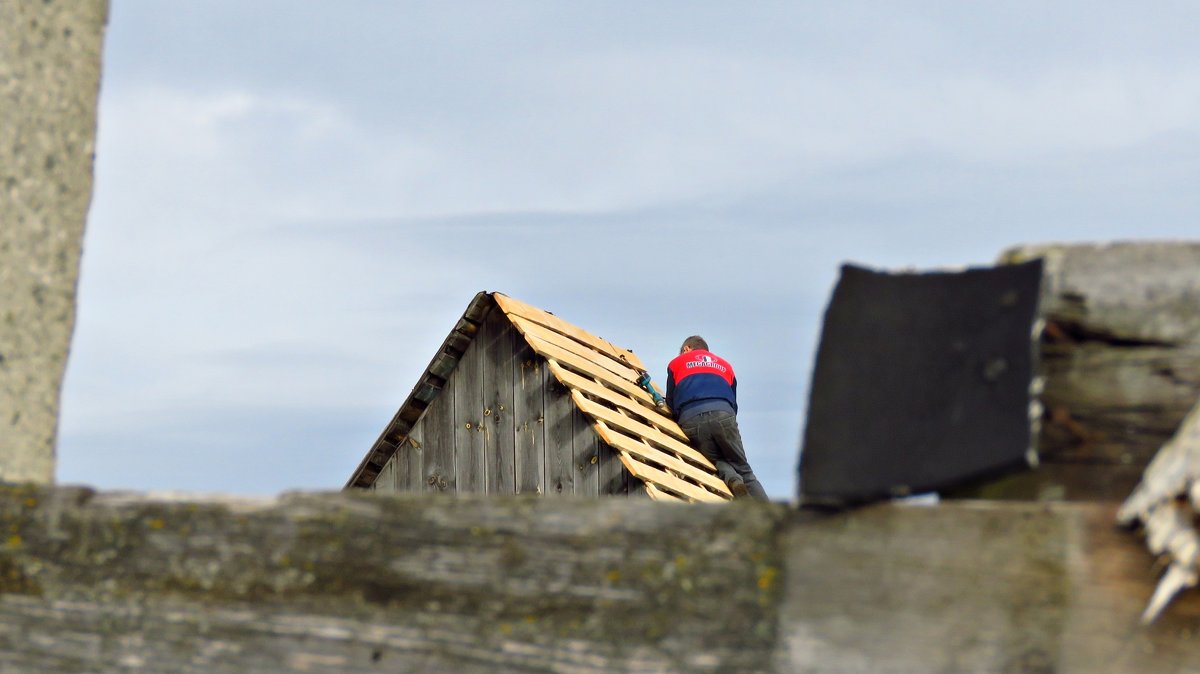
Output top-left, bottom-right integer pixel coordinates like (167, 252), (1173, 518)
(0, 0), (108, 482)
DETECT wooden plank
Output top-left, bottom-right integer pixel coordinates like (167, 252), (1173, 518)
(370, 441), (399, 492)
(1039, 343), (1200, 466)
(481, 308), (517, 495)
(388, 441), (408, 492)
(572, 391), (716, 472)
(594, 420), (731, 497)
(396, 437), (423, 493)
(524, 334), (657, 407)
(453, 321), (488, 493)
(644, 482), (685, 502)
(946, 461), (1147, 502)
(778, 500), (1200, 673)
(513, 341), (545, 495)
(615, 451), (728, 503)
(574, 407), (600, 497)
(8, 486), (1200, 673)
(0, 486), (783, 673)
(419, 375), (455, 492)
(544, 374), (575, 496)
(548, 360), (686, 441)
(509, 315), (642, 384)
(997, 243), (1200, 493)
(598, 440), (627, 496)
(373, 458), (395, 493)
(494, 292), (648, 371)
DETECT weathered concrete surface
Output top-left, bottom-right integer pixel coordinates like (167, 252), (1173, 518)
(0, 0), (108, 482)
(0, 488), (1193, 673)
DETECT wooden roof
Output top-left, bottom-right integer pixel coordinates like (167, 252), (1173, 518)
(346, 291), (731, 502)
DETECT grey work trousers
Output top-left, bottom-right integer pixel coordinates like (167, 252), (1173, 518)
(679, 410), (768, 500)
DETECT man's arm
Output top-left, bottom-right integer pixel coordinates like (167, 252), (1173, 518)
(665, 367), (676, 419)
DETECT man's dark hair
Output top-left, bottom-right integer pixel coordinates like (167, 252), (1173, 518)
(681, 335), (708, 351)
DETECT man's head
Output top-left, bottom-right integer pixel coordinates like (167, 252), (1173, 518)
(679, 335), (708, 354)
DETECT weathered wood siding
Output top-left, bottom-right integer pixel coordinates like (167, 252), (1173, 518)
(481, 307), (516, 493)
(375, 303), (632, 496)
(513, 337), (546, 494)
(1, 487), (1196, 673)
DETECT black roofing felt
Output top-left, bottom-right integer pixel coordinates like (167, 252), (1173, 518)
(798, 259), (1044, 506)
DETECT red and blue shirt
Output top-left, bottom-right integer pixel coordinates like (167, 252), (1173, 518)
(665, 349), (737, 421)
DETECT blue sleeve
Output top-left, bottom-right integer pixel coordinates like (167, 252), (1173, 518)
(665, 367), (676, 418)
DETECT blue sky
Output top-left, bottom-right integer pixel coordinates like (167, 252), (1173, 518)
(58, 1), (1200, 499)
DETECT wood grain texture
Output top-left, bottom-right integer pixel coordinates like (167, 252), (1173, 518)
(587, 411), (730, 496)
(419, 377), (455, 493)
(453, 314), (488, 493)
(573, 406), (600, 497)
(509, 315), (642, 384)
(945, 462), (1146, 503)
(481, 307), (517, 494)
(777, 501), (1200, 673)
(598, 440), (627, 496)
(614, 450), (728, 503)
(543, 374), (576, 496)
(549, 361), (684, 440)
(1038, 343), (1200, 466)
(0, 485), (782, 673)
(395, 438), (423, 493)
(512, 340), (545, 495)
(573, 392), (716, 472)
(522, 334), (658, 408)
(962, 243), (1200, 502)
(2, 488), (1196, 672)
(373, 459), (395, 493)
(1002, 242), (1200, 346)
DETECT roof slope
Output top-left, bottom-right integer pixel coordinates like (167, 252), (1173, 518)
(346, 292), (731, 502)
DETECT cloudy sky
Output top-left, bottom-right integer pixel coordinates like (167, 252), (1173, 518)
(58, 1), (1200, 499)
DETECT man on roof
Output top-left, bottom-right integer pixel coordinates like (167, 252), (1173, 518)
(665, 336), (768, 500)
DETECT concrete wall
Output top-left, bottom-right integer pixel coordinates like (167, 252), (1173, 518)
(0, 0), (108, 482)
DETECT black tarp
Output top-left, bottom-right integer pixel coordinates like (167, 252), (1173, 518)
(798, 259), (1044, 506)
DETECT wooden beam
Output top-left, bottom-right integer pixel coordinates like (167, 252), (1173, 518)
(614, 446), (728, 503)
(526, 338), (657, 407)
(572, 391), (719, 477)
(494, 293), (648, 371)
(780, 500), (1200, 673)
(0, 487), (1197, 672)
(0, 485), (779, 672)
(643, 482), (685, 503)
(509, 315), (643, 385)
(581, 400), (729, 496)
(548, 360), (686, 441)
(999, 243), (1200, 486)
(512, 340), (546, 495)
